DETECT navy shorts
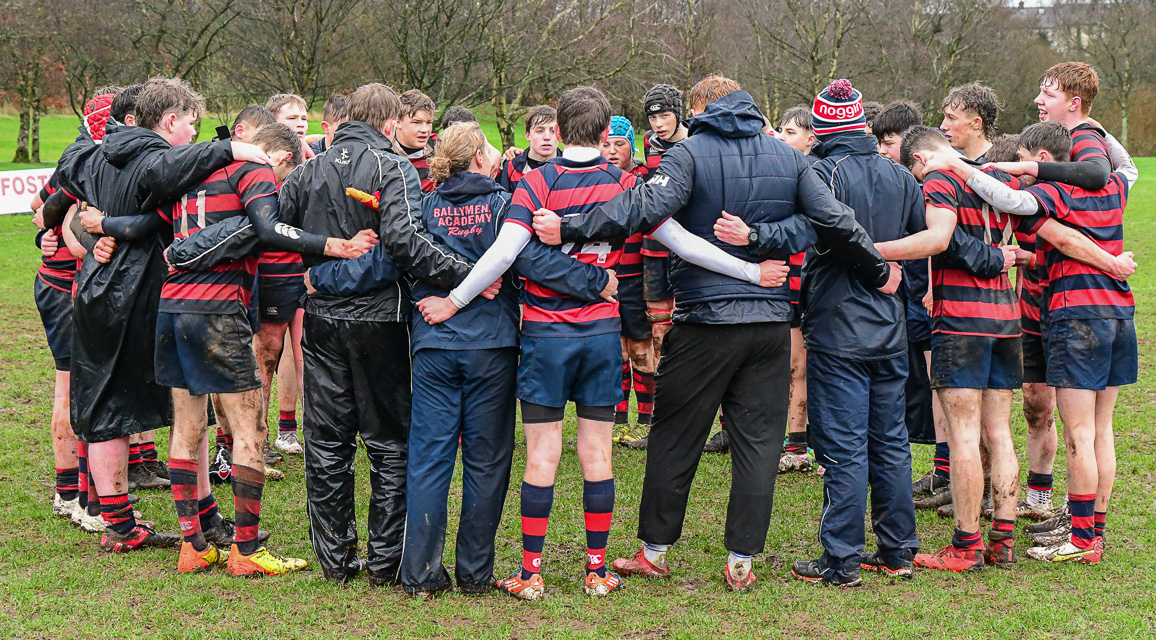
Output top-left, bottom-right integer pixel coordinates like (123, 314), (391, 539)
(931, 333), (1023, 390)
(155, 312), (262, 396)
(1045, 318), (1137, 390)
(1022, 331), (1046, 384)
(517, 333), (623, 408)
(258, 276), (306, 324)
(643, 255), (673, 302)
(618, 276), (651, 341)
(34, 277), (72, 371)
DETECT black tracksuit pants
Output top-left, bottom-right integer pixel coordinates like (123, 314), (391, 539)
(302, 314), (410, 584)
(638, 321), (790, 555)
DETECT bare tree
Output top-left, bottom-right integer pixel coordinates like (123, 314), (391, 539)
(0, 0), (55, 162)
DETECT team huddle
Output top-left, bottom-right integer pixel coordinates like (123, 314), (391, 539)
(29, 60), (1137, 594)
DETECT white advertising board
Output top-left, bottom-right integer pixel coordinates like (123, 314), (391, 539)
(0, 168), (55, 214)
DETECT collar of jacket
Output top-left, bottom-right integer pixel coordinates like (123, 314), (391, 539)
(687, 90), (765, 140)
(550, 152), (610, 170)
(811, 131), (878, 159)
(332, 120), (394, 151)
(101, 122), (169, 168)
(436, 170), (504, 203)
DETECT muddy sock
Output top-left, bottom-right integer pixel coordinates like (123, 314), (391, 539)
(727, 551), (752, 573)
(99, 493), (136, 535)
(232, 465), (265, 555)
(633, 370), (654, 426)
(951, 528), (982, 551)
(169, 459), (205, 551)
(278, 410), (297, 435)
(1094, 511), (1107, 539)
(86, 465), (100, 517)
(520, 482), (554, 579)
(786, 431), (808, 454)
(642, 542), (669, 565)
(128, 444), (143, 469)
(77, 445), (89, 511)
(933, 442), (950, 480)
(198, 494), (221, 531)
(1026, 471), (1053, 507)
(583, 478), (614, 578)
(215, 426), (233, 452)
(56, 467), (79, 502)
(138, 440), (158, 462)
(991, 518), (1014, 537)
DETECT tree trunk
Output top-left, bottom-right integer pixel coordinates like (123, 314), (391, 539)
(13, 109), (31, 164)
(31, 82), (42, 163)
(1119, 99), (1129, 149)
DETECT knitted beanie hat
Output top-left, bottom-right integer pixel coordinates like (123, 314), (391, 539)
(811, 79), (865, 138)
(608, 115), (635, 149)
(83, 93), (117, 142)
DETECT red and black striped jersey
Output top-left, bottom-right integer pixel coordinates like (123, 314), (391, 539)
(258, 251), (305, 278)
(618, 163), (649, 278)
(1013, 228), (1045, 336)
(924, 168), (1021, 338)
(497, 149), (559, 193)
(1070, 123), (1109, 164)
(36, 175), (79, 292)
(158, 161), (277, 314)
(788, 252), (805, 304)
(508, 154), (637, 337)
(639, 130), (682, 259)
(1019, 173), (1132, 321)
(400, 142), (436, 192)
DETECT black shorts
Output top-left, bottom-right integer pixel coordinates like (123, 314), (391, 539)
(258, 276), (305, 324)
(618, 276), (651, 341)
(930, 333), (1023, 390)
(643, 255), (673, 302)
(155, 312), (261, 396)
(790, 302), (803, 329)
(34, 276), (72, 371)
(1021, 331), (1046, 384)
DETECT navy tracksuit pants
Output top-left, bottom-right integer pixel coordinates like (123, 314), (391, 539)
(807, 350), (919, 580)
(400, 347), (517, 593)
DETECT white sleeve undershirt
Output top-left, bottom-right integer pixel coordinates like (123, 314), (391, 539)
(650, 218), (762, 285)
(447, 223), (532, 308)
(965, 171), (1039, 216)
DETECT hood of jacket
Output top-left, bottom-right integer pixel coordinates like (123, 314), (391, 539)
(101, 122), (169, 168)
(687, 91), (766, 140)
(436, 171), (504, 204)
(812, 131), (878, 160)
(332, 120), (394, 150)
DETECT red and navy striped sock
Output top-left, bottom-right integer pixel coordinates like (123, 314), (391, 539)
(215, 426), (233, 452)
(169, 458), (206, 551)
(520, 482), (554, 579)
(1068, 493), (1097, 550)
(785, 431), (808, 454)
(99, 493), (136, 535)
(77, 443), (89, 511)
(128, 444), (143, 468)
(278, 410), (297, 434)
(56, 467), (79, 502)
(583, 478), (615, 577)
(951, 528), (983, 551)
(231, 464), (264, 555)
(1094, 511), (1107, 539)
(991, 518), (1014, 536)
(138, 440), (158, 462)
(615, 361), (631, 420)
(633, 370), (654, 426)
(198, 494), (221, 531)
(719, 412), (727, 433)
(933, 442), (950, 480)
(85, 463), (100, 517)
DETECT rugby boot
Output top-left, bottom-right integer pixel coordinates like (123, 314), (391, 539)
(984, 530), (1016, 566)
(627, 434), (649, 450)
(203, 514), (271, 546)
(209, 447), (232, 485)
(583, 570), (624, 596)
(52, 494), (81, 520)
(914, 486), (953, 510)
(274, 431), (304, 455)
(178, 542), (226, 573)
(611, 548), (671, 579)
(912, 470), (949, 497)
(1014, 499), (1054, 522)
(725, 562), (758, 591)
(496, 568), (545, 600)
(143, 459), (170, 480)
(101, 524), (180, 552)
(1026, 539), (1101, 564)
(227, 545), (308, 576)
(703, 429), (730, 453)
(128, 464), (170, 490)
(914, 545), (984, 572)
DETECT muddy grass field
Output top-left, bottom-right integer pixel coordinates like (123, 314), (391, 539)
(0, 162), (1153, 639)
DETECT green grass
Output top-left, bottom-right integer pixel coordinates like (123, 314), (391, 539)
(1, 151), (1155, 639)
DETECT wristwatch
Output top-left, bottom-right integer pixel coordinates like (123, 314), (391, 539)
(747, 227), (759, 246)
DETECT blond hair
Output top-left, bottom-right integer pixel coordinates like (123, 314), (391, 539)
(428, 122), (486, 183)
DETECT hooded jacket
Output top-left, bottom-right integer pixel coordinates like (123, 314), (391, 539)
(556, 91), (889, 325)
(54, 122), (234, 439)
